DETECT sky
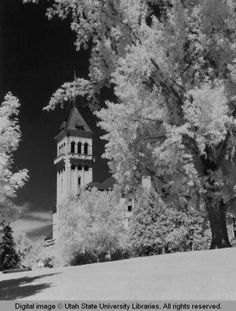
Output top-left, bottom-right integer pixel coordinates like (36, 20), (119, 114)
(0, 0), (109, 239)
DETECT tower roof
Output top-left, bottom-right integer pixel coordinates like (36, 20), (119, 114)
(65, 105), (92, 132)
(55, 105), (93, 141)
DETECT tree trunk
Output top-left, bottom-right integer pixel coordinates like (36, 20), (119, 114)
(206, 199), (232, 249)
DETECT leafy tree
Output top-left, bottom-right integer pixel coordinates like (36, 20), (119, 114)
(13, 231), (33, 265)
(58, 188), (127, 265)
(24, 1), (236, 248)
(0, 224), (20, 270)
(0, 93), (28, 226)
(129, 187), (211, 256)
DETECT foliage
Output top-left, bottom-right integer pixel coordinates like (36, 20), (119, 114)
(14, 231), (32, 265)
(43, 256), (54, 268)
(24, 0), (236, 247)
(0, 93), (28, 225)
(129, 187), (211, 256)
(70, 250), (98, 266)
(13, 233), (57, 268)
(58, 187), (127, 265)
(25, 241), (57, 268)
(0, 224), (20, 270)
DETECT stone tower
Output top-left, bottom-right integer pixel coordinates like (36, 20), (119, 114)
(52, 105), (94, 240)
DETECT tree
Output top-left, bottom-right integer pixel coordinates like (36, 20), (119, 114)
(0, 93), (28, 226)
(13, 231), (33, 265)
(130, 186), (211, 256)
(25, 1), (236, 248)
(0, 224), (20, 270)
(58, 188), (127, 265)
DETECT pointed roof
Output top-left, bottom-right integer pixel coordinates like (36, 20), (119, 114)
(55, 105), (93, 141)
(65, 105), (92, 132)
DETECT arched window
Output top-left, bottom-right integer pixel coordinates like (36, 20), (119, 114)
(71, 141), (75, 154)
(77, 142), (82, 154)
(84, 165), (89, 171)
(84, 142), (88, 155)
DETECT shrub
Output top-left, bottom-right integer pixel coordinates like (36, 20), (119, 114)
(16, 238), (58, 269)
(129, 188), (211, 256)
(43, 256), (54, 268)
(70, 250), (98, 266)
(110, 248), (130, 261)
(58, 188), (127, 265)
(14, 231), (33, 266)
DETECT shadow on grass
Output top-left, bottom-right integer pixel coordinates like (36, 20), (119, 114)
(0, 272), (60, 300)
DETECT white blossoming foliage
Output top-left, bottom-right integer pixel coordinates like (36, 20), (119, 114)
(183, 82), (232, 154)
(24, 0), (236, 246)
(0, 93), (28, 224)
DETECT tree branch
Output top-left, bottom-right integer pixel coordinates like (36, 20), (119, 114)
(150, 58), (185, 124)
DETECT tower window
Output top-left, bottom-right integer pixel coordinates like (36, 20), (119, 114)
(71, 141), (75, 154)
(84, 165), (89, 171)
(128, 205), (132, 212)
(76, 125), (84, 130)
(84, 143), (88, 155)
(71, 165), (75, 170)
(77, 142), (82, 154)
(78, 177), (81, 186)
(78, 165), (82, 171)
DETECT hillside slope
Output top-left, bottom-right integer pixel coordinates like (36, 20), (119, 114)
(0, 248), (236, 300)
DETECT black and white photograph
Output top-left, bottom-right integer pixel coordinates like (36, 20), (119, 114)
(1, 0), (236, 306)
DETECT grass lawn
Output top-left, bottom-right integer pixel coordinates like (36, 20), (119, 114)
(0, 248), (235, 300)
